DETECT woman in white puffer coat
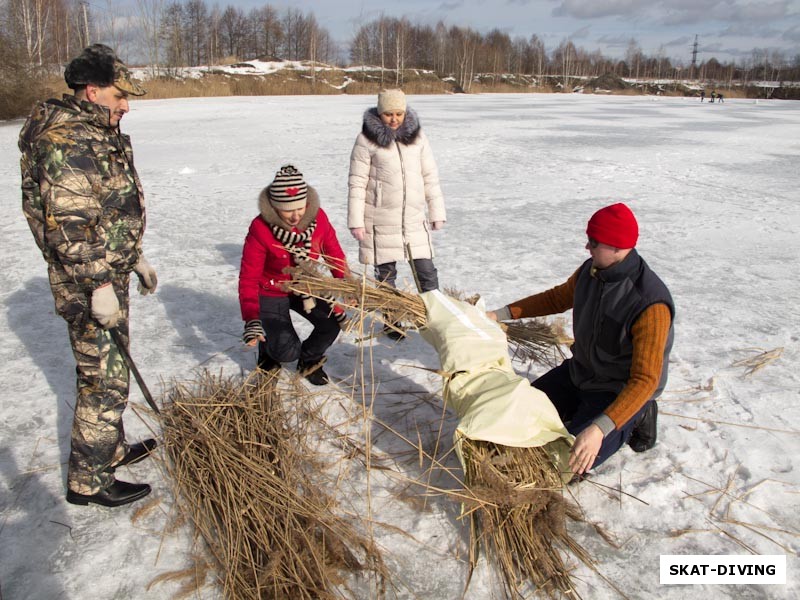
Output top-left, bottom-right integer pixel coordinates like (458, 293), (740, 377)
(348, 89), (446, 310)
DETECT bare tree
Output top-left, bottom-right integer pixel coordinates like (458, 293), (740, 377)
(449, 25), (478, 92)
(553, 39), (578, 89)
(218, 5), (241, 58)
(281, 6), (306, 60)
(160, 1), (184, 70)
(136, 0), (163, 76)
(9, 0), (53, 65)
(625, 38), (643, 80)
(250, 5), (282, 60)
(183, 0), (206, 66)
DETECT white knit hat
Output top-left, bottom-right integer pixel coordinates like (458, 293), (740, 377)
(377, 89), (406, 114)
(268, 165), (308, 211)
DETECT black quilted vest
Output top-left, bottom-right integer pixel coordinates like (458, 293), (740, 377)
(568, 250), (675, 396)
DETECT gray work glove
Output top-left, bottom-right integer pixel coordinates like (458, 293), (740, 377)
(134, 256), (158, 295)
(91, 283), (120, 328)
(243, 319), (265, 346)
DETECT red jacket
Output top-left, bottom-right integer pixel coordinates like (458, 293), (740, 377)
(238, 187), (347, 321)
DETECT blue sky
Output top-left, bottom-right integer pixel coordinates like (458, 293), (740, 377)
(256, 0), (800, 63)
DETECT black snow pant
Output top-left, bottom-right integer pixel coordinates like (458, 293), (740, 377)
(257, 294), (340, 367)
(531, 360), (652, 470)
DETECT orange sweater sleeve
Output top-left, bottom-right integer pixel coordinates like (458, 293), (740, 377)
(604, 303), (672, 429)
(507, 269), (579, 319)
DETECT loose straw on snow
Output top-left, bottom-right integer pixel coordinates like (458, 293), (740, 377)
(159, 370), (386, 599)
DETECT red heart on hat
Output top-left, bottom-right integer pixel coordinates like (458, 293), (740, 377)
(286, 187), (300, 196)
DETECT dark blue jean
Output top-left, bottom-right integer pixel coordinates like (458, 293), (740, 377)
(532, 360), (650, 469)
(375, 258), (439, 292)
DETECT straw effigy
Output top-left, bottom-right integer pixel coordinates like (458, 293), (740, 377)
(287, 261), (595, 599)
(159, 369), (386, 599)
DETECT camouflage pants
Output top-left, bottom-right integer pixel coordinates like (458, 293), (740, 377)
(49, 266), (132, 494)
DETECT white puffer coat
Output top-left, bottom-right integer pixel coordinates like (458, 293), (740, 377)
(348, 108), (446, 265)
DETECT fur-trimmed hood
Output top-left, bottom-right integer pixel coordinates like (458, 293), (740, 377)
(361, 107), (421, 147)
(258, 185), (320, 231)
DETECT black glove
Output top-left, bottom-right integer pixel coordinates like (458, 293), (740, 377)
(243, 319), (265, 345)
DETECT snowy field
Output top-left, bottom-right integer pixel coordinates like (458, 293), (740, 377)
(1, 93), (798, 599)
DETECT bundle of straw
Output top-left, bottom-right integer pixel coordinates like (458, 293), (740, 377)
(160, 370), (386, 599)
(461, 439), (591, 599)
(288, 260), (427, 330)
(502, 318), (572, 368)
(287, 261), (567, 363)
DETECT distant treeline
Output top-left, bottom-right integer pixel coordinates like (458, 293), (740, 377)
(2, 0), (799, 118)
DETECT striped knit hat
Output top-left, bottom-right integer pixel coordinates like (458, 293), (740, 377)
(268, 164), (308, 211)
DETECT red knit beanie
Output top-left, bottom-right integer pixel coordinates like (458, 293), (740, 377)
(586, 203), (639, 249)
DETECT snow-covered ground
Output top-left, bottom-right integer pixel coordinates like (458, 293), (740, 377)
(1, 93), (798, 599)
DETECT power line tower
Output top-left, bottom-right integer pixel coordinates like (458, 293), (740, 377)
(691, 35), (699, 76)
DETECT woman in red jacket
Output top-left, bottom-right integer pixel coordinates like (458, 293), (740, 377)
(239, 165), (348, 385)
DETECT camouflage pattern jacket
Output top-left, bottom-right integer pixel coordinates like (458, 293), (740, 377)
(19, 94), (146, 293)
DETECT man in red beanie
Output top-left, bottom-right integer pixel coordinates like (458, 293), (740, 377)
(488, 203), (674, 477)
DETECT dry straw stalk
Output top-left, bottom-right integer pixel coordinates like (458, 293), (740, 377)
(160, 370), (386, 599)
(460, 439), (593, 599)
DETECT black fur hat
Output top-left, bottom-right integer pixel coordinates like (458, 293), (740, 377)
(65, 44), (117, 89)
(64, 44), (146, 95)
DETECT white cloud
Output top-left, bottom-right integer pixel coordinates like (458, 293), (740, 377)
(552, 0), (646, 19)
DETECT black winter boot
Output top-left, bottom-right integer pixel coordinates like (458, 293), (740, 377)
(628, 401), (658, 453)
(257, 347), (280, 373)
(383, 322), (406, 341)
(297, 360), (329, 386)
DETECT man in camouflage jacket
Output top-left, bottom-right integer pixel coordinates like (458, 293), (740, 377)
(19, 44), (158, 507)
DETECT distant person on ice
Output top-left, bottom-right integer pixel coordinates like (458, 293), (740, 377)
(347, 89), (446, 339)
(488, 203), (675, 476)
(19, 44), (158, 508)
(700, 90), (706, 102)
(239, 165), (348, 385)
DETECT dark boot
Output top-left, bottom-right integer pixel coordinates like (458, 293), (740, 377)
(257, 346), (280, 373)
(297, 359), (329, 386)
(383, 322), (406, 341)
(628, 401), (658, 453)
(113, 438), (157, 469)
(66, 480), (152, 507)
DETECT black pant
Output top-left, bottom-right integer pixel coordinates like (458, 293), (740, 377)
(532, 361), (651, 469)
(257, 295), (340, 366)
(375, 258), (439, 292)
